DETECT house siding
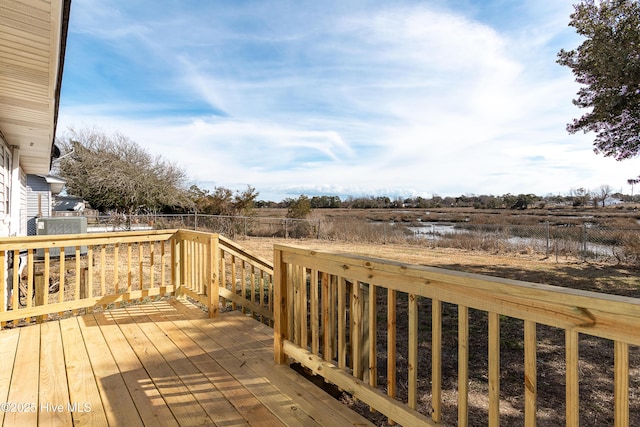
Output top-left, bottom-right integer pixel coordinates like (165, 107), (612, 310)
(0, 142), (10, 236)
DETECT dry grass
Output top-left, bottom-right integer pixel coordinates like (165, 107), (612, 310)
(237, 236), (638, 292)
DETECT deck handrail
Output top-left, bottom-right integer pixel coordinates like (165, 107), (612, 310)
(217, 234), (274, 323)
(273, 244), (639, 426)
(0, 230), (273, 325)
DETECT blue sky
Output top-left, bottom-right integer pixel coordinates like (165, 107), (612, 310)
(57, 0), (640, 202)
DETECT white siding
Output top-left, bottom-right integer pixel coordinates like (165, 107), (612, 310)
(19, 169), (27, 236)
(0, 143), (10, 236)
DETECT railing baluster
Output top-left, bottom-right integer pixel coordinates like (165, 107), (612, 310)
(11, 250), (18, 312)
(566, 329), (579, 426)
(387, 288), (397, 425)
(160, 240), (166, 288)
(488, 311), (501, 427)
(432, 298), (442, 424)
(219, 248), (226, 305)
(43, 247), (50, 306)
(369, 284), (377, 393)
(209, 234), (219, 318)
(458, 305), (469, 427)
(100, 244), (106, 297)
(127, 243), (132, 294)
(113, 244), (119, 295)
(311, 269), (319, 355)
(87, 245), (93, 298)
(149, 241), (154, 289)
(338, 276), (347, 368)
(73, 246), (80, 314)
(231, 255), (237, 310)
(27, 249), (34, 311)
(241, 260), (246, 314)
(59, 247), (65, 308)
(352, 281), (363, 379)
(138, 243), (143, 290)
(330, 275), (337, 360)
(252, 265), (257, 318)
(287, 264), (294, 344)
(300, 267), (308, 350)
(408, 293), (418, 410)
(203, 241), (207, 294)
(322, 272), (330, 362)
(292, 265), (299, 345)
(614, 341), (629, 427)
(259, 269), (265, 323)
(268, 272), (273, 327)
(524, 320), (537, 427)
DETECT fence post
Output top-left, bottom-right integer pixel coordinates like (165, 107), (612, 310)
(545, 221), (550, 256)
(555, 225), (559, 263)
(383, 223), (387, 245)
(274, 247), (289, 364)
(431, 224), (436, 248)
(582, 223), (588, 259)
(317, 219), (321, 239)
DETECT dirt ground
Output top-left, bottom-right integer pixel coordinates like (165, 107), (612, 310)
(238, 236), (640, 426)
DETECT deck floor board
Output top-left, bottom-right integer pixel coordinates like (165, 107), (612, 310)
(0, 299), (374, 427)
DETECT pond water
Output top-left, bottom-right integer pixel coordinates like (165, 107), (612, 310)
(406, 223), (614, 256)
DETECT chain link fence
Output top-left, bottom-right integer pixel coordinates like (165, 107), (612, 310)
(79, 213), (640, 264)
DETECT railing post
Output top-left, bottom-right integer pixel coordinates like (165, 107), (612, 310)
(545, 221), (550, 256)
(274, 247), (288, 364)
(208, 234), (220, 318)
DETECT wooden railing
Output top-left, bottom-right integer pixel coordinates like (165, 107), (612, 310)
(172, 229), (219, 316)
(0, 230), (178, 324)
(273, 244), (640, 426)
(217, 234), (274, 324)
(0, 230), (273, 326)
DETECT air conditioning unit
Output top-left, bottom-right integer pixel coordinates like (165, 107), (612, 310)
(36, 216), (88, 258)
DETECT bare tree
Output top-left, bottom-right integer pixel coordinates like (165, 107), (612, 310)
(595, 184), (614, 208)
(57, 128), (189, 216)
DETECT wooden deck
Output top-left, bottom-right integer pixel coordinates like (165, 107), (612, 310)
(0, 299), (374, 427)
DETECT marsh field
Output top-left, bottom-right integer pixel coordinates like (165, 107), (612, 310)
(228, 205), (640, 264)
(237, 206), (640, 426)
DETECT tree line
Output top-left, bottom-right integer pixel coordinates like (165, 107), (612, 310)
(54, 128), (630, 218)
(260, 188), (629, 211)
